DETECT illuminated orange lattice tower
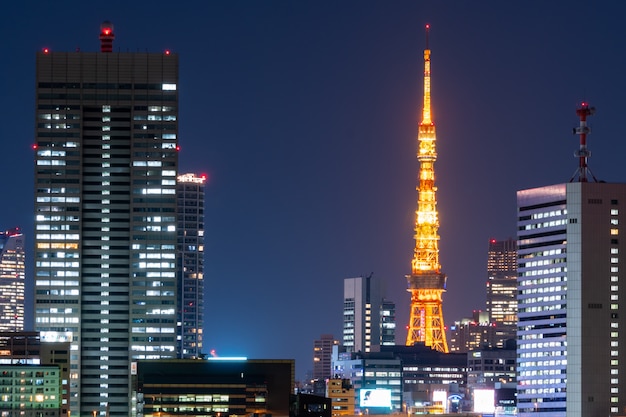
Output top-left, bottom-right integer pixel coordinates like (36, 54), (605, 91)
(405, 25), (449, 352)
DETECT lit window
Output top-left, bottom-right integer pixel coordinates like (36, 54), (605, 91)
(612, 229), (619, 235)
(162, 83), (177, 91)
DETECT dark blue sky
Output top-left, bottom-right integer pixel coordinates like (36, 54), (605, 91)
(3, 1), (626, 380)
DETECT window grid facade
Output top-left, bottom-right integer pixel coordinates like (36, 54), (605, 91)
(176, 173), (205, 359)
(517, 183), (626, 417)
(35, 50), (179, 417)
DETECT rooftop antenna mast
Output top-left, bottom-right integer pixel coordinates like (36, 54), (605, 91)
(570, 102), (598, 182)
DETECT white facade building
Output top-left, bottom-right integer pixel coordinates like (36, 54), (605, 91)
(517, 182), (626, 417)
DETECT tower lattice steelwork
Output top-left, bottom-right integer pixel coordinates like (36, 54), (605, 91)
(405, 25), (449, 352)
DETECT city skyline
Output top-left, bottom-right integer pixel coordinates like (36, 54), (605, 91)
(3, 1), (626, 381)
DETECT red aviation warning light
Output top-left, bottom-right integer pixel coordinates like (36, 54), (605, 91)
(99, 21), (115, 53)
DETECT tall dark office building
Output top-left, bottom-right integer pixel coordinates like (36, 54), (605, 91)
(34, 22), (178, 416)
(176, 173), (206, 358)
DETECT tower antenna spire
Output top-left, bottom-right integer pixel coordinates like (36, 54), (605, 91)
(405, 24), (449, 353)
(570, 102), (598, 182)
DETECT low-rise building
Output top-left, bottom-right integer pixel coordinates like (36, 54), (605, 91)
(326, 378), (354, 416)
(134, 358), (294, 417)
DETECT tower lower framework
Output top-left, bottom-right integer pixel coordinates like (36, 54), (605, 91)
(405, 273), (448, 353)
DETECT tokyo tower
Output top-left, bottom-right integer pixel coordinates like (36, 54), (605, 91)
(405, 24), (449, 352)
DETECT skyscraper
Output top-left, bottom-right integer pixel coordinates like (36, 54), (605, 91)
(176, 173), (206, 359)
(34, 22), (178, 416)
(343, 275), (395, 353)
(405, 24), (448, 352)
(486, 237), (517, 346)
(0, 228), (25, 332)
(517, 103), (626, 417)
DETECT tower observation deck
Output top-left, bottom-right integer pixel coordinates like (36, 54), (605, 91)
(405, 25), (449, 353)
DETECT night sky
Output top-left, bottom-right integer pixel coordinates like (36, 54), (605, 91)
(3, 1), (626, 380)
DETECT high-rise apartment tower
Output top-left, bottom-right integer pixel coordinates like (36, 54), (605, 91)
(405, 25), (448, 352)
(176, 173), (206, 358)
(0, 228), (25, 332)
(34, 22), (178, 416)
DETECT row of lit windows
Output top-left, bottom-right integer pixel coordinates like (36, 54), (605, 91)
(36, 271), (79, 277)
(519, 341), (565, 349)
(519, 276), (566, 286)
(35, 317), (79, 324)
(131, 345), (175, 352)
(133, 115), (176, 121)
(38, 113), (80, 120)
(520, 286), (563, 295)
(519, 369), (564, 377)
(518, 378), (564, 386)
(521, 267), (565, 276)
(519, 387), (563, 395)
(523, 258), (566, 268)
(531, 210), (565, 219)
(35, 281), (79, 287)
(131, 327), (176, 333)
(36, 262), (79, 268)
(523, 219), (567, 230)
(519, 304), (565, 313)
(520, 248), (565, 259)
(404, 367), (460, 372)
(36, 197), (79, 203)
(519, 359), (565, 367)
